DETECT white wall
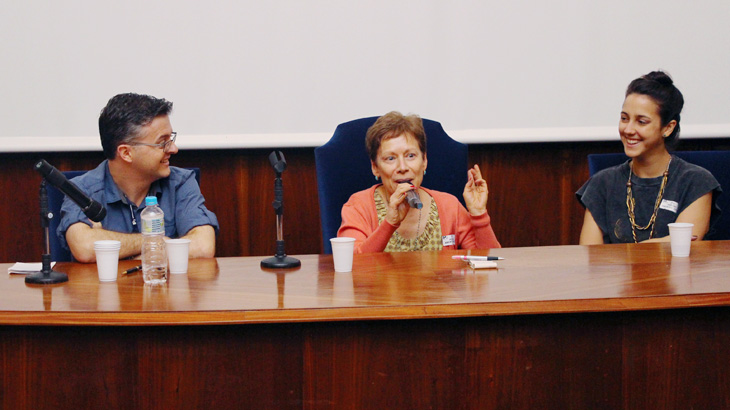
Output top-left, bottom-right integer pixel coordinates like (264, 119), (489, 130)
(1, 0), (729, 151)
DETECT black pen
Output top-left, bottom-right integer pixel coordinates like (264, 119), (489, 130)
(123, 265), (142, 275)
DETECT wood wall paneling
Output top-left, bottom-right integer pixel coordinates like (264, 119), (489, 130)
(2, 138), (728, 262)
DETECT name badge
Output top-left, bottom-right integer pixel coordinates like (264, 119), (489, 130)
(442, 235), (456, 246)
(660, 199), (679, 213)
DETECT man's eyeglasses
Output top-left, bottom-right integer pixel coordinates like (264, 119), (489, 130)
(127, 132), (177, 152)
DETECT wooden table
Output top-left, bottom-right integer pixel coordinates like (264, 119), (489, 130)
(2, 241), (730, 409)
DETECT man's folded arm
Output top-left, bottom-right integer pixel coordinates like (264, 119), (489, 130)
(181, 225), (216, 258)
(65, 222), (143, 263)
(66, 220), (215, 263)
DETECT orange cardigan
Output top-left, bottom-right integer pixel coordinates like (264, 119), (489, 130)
(338, 185), (501, 253)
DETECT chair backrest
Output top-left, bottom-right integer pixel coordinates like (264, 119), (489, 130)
(48, 167), (201, 262)
(315, 117), (468, 253)
(587, 151), (729, 240)
(47, 171), (87, 262)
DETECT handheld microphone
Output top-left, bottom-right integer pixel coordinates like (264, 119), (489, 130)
(34, 159), (107, 222)
(405, 190), (423, 209)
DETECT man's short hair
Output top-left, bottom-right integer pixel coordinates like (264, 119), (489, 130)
(98, 93), (173, 159)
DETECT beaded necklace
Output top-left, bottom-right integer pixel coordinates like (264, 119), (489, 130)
(413, 202), (423, 249)
(375, 187), (430, 251)
(396, 187), (423, 248)
(626, 156), (671, 243)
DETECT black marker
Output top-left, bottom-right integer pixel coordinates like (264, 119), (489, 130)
(451, 255), (504, 261)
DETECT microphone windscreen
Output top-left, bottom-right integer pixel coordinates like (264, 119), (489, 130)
(34, 160), (66, 188)
(86, 201), (107, 222)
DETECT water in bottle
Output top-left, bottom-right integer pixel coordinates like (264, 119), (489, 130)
(141, 196), (168, 284)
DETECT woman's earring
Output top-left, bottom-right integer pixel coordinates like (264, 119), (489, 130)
(424, 169), (427, 175)
(375, 175), (379, 181)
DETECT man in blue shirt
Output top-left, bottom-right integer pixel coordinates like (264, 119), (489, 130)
(58, 93), (219, 263)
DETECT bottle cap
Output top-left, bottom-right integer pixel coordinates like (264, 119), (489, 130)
(145, 196), (158, 207)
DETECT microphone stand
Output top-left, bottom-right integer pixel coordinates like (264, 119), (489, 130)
(261, 151), (301, 269)
(25, 180), (68, 285)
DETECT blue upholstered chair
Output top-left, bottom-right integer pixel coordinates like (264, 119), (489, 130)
(587, 151), (729, 240)
(47, 171), (87, 262)
(47, 168), (201, 262)
(315, 116), (468, 254)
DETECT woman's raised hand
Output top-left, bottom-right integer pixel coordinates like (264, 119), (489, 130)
(463, 164), (488, 216)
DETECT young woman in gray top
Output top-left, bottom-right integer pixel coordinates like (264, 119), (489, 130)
(576, 71), (721, 244)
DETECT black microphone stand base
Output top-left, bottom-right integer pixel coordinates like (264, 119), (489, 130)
(261, 240), (301, 269)
(261, 255), (301, 269)
(25, 270), (68, 285)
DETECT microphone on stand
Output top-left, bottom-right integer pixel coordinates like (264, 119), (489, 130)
(261, 151), (301, 269)
(34, 159), (106, 222)
(26, 160), (108, 285)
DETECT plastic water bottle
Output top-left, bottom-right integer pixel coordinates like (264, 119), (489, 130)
(141, 196), (167, 284)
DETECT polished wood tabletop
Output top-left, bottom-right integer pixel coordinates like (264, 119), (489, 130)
(2, 240), (729, 325)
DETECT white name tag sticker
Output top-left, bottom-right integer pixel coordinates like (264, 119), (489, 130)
(660, 199), (679, 213)
(442, 235), (456, 246)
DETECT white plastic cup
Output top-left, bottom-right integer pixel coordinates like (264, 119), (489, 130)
(330, 237), (356, 272)
(165, 238), (191, 274)
(94, 240), (121, 282)
(668, 222), (694, 257)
